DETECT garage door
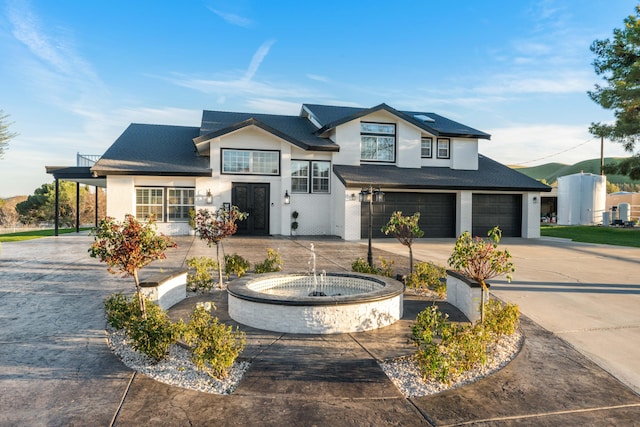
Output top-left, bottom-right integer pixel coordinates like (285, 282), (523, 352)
(362, 192), (456, 238)
(472, 194), (522, 237)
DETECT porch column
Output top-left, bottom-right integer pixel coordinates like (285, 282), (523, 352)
(95, 186), (99, 227)
(54, 178), (59, 236)
(76, 182), (80, 232)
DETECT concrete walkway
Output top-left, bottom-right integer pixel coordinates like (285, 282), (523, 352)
(0, 234), (639, 426)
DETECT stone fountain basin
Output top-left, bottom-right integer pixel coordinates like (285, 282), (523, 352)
(227, 272), (405, 334)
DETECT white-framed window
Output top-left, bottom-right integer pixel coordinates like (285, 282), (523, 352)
(136, 187), (164, 221)
(222, 149), (279, 175)
(437, 138), (450, 159)
(168, 188), (195, 222)
(291, 160), (330, 193)
(135, 187), (195, 222)
(291, 160), (309, 193)
(360, 122), (395, 162)
(312, 161), (330, 193)
(421, 137), (433, 158)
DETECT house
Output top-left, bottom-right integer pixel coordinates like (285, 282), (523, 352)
(62, 103), (551, 239)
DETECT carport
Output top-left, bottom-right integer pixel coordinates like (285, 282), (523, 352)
(45, 155), (106, 236)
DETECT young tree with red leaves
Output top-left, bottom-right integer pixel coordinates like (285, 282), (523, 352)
(89, 214), (177, 318)
(194, 206), (247, 288)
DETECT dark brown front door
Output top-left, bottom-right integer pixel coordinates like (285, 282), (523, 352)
(232, 183), (270, 235)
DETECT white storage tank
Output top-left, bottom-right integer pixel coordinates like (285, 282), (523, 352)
(557, 172), (607, 225)
(619, 203), (631, 222)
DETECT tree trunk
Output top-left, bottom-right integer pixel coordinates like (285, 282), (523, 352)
(409, 245), (414, 275)
(133, 269), (147, 319)
(215, 243), (223, 288)
(480, 279), (487, 324)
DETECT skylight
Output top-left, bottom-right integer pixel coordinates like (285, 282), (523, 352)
(413, 114), (435, 123)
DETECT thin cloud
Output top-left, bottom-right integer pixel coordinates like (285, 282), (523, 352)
(208, 7), (253, 28)
(243, 39), (276, 82)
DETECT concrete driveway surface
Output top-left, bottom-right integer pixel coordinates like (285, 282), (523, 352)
(0, 233), (639, 426)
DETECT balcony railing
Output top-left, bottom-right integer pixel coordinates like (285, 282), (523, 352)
(76, 153), (101, 167)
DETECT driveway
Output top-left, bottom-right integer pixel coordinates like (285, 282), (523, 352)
(372, 237), (640, 394)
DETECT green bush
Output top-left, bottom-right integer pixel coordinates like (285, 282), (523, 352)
(411, 300), (519, 384)
(182, 305), (246, 378)
(186, 256), (218, 292)
(483, 298), (520, 340)
(104, 293), (139, 330)
(351, 256), (394, 277)
(406, 261), (447, 297)
(254, 248), (282, 274)
(127, 302), (183, 363)
(224, 253), (250, 279)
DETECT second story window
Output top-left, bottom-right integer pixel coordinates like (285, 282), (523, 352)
(222, 149), (280, 175)
(421, 137), (433, 158)
(360, 122), (395, 162)
(437, 138), (450, 159)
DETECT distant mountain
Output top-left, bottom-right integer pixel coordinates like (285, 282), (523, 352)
(512, 158), (640, 188)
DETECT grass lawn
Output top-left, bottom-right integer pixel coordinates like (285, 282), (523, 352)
(541, 224), (640, 248)
(0, 228), (92, 242)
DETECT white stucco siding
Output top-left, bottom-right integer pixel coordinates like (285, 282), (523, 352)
(451, 139), (478, 170)
(396, 122), (421, 168)
(106, 176), (134, 220)
(332, 121), (361, 166)
(456, 191), (473, 236)
(522, 192), (542, 238)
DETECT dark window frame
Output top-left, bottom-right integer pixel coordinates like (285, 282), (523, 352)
(360, 121), (396, 163)
(421, 137), (433, 158)
(437, 138), (451, 159)
(221, 148), (281, 176)
(290, 159), (331, 194)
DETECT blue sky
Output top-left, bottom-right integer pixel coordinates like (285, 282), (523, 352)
(0, 0), (635, 197)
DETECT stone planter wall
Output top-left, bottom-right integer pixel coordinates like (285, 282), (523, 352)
(140, 270), (188, 310)
(446, 270), (487, 323)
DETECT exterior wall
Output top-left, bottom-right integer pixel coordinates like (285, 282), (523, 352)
(451, 139), (478, 170)
(342, 186), (363, 241)
(456, 191), (473, 236)
(330, 110), (479, 170)
(522, 192), (541, 238)
(106, 176), (134, 220)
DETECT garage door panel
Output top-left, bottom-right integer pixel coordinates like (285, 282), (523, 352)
(472, 194), (522, 237)
(362, 193), (456, 238)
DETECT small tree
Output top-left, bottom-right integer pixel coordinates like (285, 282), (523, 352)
(381, 211), (424, 275)
(89, 214), (177, 318)
(194, 206), (247, 288)
(447, 226), (514, 323)
(0, 110), (18, 159)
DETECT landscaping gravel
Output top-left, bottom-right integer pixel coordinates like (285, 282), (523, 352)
(107, 325), (523, 397)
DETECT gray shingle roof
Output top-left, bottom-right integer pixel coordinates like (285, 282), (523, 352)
(195, 110), (339, 152)
(303, 103), (491, 139)
(92, 124), (211, 176)
(333, 155), (551, 192)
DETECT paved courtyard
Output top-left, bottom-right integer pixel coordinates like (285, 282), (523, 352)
(0, 233), (639, 426)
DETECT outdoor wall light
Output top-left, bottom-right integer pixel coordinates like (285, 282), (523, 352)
(206, 189), (213, 204)
(533, 196), (538, 203)
(346, 193), (357, 201)
(284, 190), (291, 204)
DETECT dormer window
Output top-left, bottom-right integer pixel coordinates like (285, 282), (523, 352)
(360, 122), (395, 162)
(437, 138), (450, 159)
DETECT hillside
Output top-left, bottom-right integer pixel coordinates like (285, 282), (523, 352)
(513, 158), (640, 188)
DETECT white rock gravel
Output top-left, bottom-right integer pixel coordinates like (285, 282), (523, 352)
(107, 325), (523, 397)
(380, 329), (524, 397)
(106, 327), (250, 395)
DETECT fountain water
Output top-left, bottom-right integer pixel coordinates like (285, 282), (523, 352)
(227, 243), (404, 334)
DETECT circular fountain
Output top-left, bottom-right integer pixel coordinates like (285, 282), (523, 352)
(227, 272), (404, 334)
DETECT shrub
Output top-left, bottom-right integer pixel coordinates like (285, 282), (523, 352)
(483, 298), (520, 340)
(351, 256), (394, 277)
(127, 301), (183, 363)
(254, 248), (282, 273)
(182, 305), (246, 378)
(224, 253), (250, 279)
(186, 256), (218, 292)
(104, 293), (139, 330)
(406, 261), (447, 297)
(411, 301), (519, 384)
